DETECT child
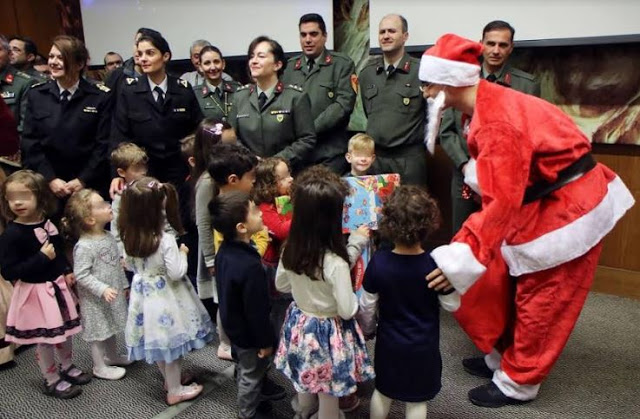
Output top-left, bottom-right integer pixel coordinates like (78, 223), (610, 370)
(119, 177), (214, 405)
(275, 166), (375, 419)
(178, 134), (199, 288)
(0, 170), (90, 399)
(210, 191), (274, 419)
(344, 133), (376, 177)
(252, 157), (293, 336)
(62, 189), (130, 380)
(358, 186), (460, 419)
(193, 118), (236, 326)
(109, 142), (149, 256)
(207, 142), (269, 361)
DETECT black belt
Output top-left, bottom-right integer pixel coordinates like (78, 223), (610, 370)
(523, 153), (596, 204)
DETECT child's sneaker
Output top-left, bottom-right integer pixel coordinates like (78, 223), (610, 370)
(104, 355), (134, 367)
(217, 343), (233, 361)
(93, 365), (126, 380)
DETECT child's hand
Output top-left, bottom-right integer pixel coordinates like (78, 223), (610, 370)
(109, 177), (125, 199)
(208, 266), (216, 276)
(64, 273), (76, 287)
(179, 244), (189, 254)
(40, 241), (56, 260)
(426, 268), (454, 293)
(103, 287), (118, 303)
(257, 347), (273, 359)
(354, 225), (370, 238)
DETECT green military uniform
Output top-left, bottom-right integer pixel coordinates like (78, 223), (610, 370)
(358, 53), (427, 185)
(193, 80), (241, 122)
(439, 63), (540, 233)
(22, 67), (47, 83)
(0, 66), (35, 134)
(282, 49), (356, 174)
(229, 80), (316, 173)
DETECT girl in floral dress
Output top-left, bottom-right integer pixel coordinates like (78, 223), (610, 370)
(118, 177), (214, 405)
(274, 166), (375, 419)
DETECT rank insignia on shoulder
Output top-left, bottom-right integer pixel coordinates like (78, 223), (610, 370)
(173, 108), (186, 112)
(95, 83), (110, 92)
(83, 106), (98, 113)
(403, 97), (410, 106)
(286, 84), (302, 92)
(178, 79), (189, 88)
(31, 81), (47, 88)
(125, 77), (137, 85)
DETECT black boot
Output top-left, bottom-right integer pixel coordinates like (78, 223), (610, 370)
(468, 382), (531, 408)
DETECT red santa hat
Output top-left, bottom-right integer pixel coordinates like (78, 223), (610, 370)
(419, 34), (484, 86)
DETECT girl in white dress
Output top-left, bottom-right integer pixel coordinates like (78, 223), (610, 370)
(118, 177), (214, 405)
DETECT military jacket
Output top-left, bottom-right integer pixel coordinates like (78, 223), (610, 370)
(112, 75), (203, 160)
(439, 63), (541, 169)
(282, 50), (356, 161)
(0, 66), (36, 134)
(358, 53), (425, 150)
(229, 81), (316, 171)
(22, 78), (113, 186)
(193, 80), (240, 122)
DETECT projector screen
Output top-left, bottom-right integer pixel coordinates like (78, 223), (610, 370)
(369, 0), (640, 48)
(80, 0), (333, 63)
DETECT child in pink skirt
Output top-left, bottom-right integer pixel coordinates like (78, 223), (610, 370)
(0, 170), (90, 399)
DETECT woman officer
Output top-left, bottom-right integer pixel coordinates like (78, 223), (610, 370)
(193, 46), (240, 123)
(230, 36), (316, 173)
(22, 35), (113, 199)
(111, 31), (202, 189)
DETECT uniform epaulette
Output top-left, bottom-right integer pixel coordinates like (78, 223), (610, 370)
(286, 84), (303, 92)
(14, 71), (33, 80)
(509, 67), (537, 81)
(177, 78), (190, 88)
(30, 80), (49, 88)
(95, 83), (111, 92)
(363, 55), (383, 68)
(287, 55), (302, 63)
(125, 77), (138, 85)
(236, 84), (252, 91)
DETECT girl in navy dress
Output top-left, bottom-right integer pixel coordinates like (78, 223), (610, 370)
(0, 170), (90, 399)
(358, 185), (460, 419)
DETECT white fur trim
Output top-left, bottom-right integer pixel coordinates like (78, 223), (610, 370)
(502, 175), (635, 276)
(462, 158), (481, 195)
(431, 242), (487, 295)
(493, 369), (540, 400)
(484, 348), (502, 371)
(419, 55), (480, 86)
(438, 291), (461, 312)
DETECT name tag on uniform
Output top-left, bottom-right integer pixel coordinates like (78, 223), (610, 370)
(83, 106), (98, 113)
(1, 92), (15, 99)
(236, 114), (250, 119)
(173, 108), (186, 113)
(270, 110), (291, 115)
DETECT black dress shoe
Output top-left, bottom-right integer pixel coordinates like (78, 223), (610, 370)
(462, 357), (494, 378)
(468, 382), (531, 408)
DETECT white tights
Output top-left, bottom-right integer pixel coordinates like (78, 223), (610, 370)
(297, 392), (342, 419)
(370, 389), (427, 419)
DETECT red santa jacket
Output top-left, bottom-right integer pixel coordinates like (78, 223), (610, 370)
(432, 80), (634, 294)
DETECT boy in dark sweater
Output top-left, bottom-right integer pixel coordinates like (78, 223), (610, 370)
(210, 190), (277, 419)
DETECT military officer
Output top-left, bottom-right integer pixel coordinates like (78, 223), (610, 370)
(8, 36), (46, 81)
(21, 35), (113, 198)
(358, 14), (427, 186)
(0, 35), (35, 136)
(230, 36), (316, 173)
(193, 45), (240, 122)
(282, 13), (356, 174)
(111, 31), (202, 187)
(439, 20), (541, 233)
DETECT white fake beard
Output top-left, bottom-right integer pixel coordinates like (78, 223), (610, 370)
(424, 90), (446, 155)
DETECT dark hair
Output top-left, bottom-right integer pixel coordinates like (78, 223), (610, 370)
(209, 190), (251, 240)
(34, 53), (47, 65)
(379, 185), (441, 247)
(103, 51), (122, 65)
(281, 165), (349, 280)
(136, 27), (162, 39)
(52, 35), (89, 75)
(137, 33), (172, 59)
(299, 13), (327, 34)
(9, 36), (38, 57)
(207, 143), (258, 186)
(253, 157), (288, 205)
(0, 170), (57, 221)
(247, 36), (286, 77)
(199, 45), (224, 61)
(118, 177), (184, 257)
(482, 20), (515, 42)
(194, 118), (231, 181)
(60, 189), (98, 241)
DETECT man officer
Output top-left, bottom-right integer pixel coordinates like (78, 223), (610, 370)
(0, 35), (35, 137)
(358, 14), (427, 185)
(439, 20), (540, 234)
(282, 13), (356, 174)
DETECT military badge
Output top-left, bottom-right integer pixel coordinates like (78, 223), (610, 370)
(403, 98), (410, 106)
(325, 55), (332, 64)
(276, 114), (284, 122)
(328, 91), (334, 98)
(5, 74), (14, 84)
(403, 61), (410, 72)
(295, 59), (302, 70)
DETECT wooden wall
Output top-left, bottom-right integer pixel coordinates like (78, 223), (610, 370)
(0, 0), (62, 56)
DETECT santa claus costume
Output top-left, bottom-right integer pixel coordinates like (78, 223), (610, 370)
(420, 34), (635, 407)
